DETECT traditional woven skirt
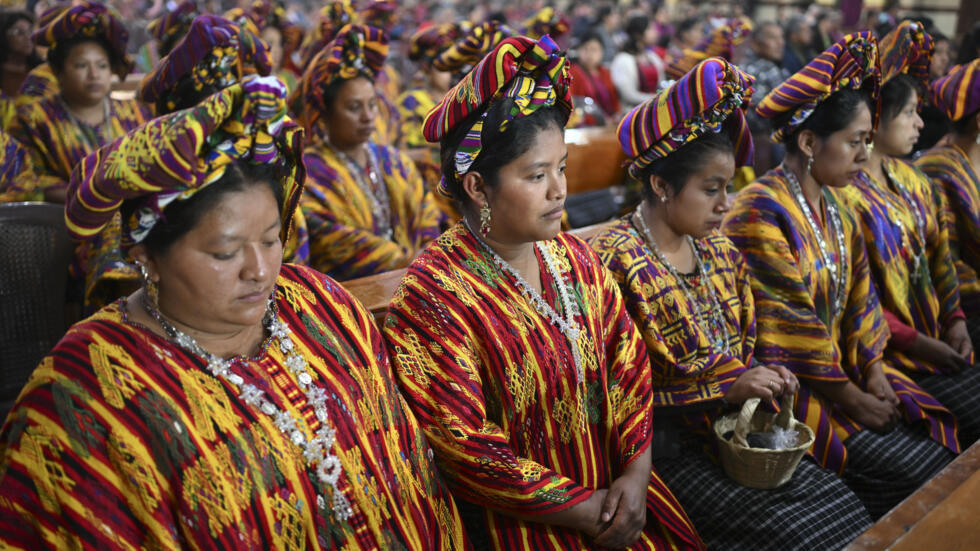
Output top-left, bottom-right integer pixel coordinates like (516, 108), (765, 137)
(655, 445), (871, 551)
(840, 424), (954, 520)
(916, 365), (980, 449)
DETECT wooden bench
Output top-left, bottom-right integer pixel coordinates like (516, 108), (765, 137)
(565, 126), (627, 195)
(844, 439), (980, 550)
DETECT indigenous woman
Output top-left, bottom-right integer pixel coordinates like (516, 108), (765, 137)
(9, 0), (149, 203)
(842, 21), (980, 449)
(0, 76), (469, 550)
(568, 31), (620, 126)
(663, 19), (752, 81)
(723, 33), (957, 520)
(141, 0), (198, 73)
(916, 59), (980, 347)
(138, 14), (308, 266)
(12, 4), (65, 106)
(384, 35), (704, 550)
(611, 15), (666, 110)
(0, 9), (42, 125)
(0, 127), (36, 203)
(297, 24), (441, 280)
(591, 57), (872, 549)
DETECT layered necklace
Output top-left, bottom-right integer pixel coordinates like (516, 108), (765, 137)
(872, 163), (929, 284)
(463, 219), (585, 384)
(60, 96), (114, 151)
(631, 205), (731, 353)
(782, 163), (848, 322)
(331, 144), (394, 241)
(141, 294), (353, 522)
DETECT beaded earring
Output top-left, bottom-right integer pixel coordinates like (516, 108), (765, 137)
(479, 202), (492, 236)
(137, 261), (159, 307)
(806, 155), (814, 175)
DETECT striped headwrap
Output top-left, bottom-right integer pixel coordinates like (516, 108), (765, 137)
(520, 7), (569, 41)
(666, 19), (753, 80)
(756, 32), (880, 144)
(296, 24), (388, 135)
(408, 23), (463, 63)
(879, 20), (933, 87)
(138, 15), (272, 113)
(358, 0), (396, 29)
(928, 58), (980, 122)
(431, 21), (514, 78)
(618, 57), (754, 179)
(247, 0), (303, 60)
(297, 1), (356, 68)
(423, 34), (571, 197)
(147, 1), (198, 56)
(33, 1), (134, 78)
(67, 75), (303, 251)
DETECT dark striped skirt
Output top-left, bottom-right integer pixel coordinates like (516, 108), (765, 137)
(654, 447), (871, 550)
(916, 365), (980, 449)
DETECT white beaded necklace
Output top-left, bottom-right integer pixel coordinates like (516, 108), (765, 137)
(331, 143), (394, 241)
(631, 205), (731, 353)
(464, 219), (585, 384)
(782, 164), (848, 322)
(142, 295), (353, 522)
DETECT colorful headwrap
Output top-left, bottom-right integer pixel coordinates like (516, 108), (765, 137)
(756, 31), (880, 144)
(33, 1), (134, 77)
(520, 7), (570, 40)
(296, 24), (388, 135)
(297, 1), (356, 68)
(618, 57), (754, 178)
(148, 1), (198, 54)
(666, 19), (753, 80)
(67, 75), (303, 252)
(247, 0), (303, 57)
(408, 23), (463, 63)
(431, 21), (514, 77)
(358, 0), (396, 29)
(138, 15), (272, 113)
(878, 20), (933, 87)
(423, 35), (571, 197)
(928, 59), (980, 122)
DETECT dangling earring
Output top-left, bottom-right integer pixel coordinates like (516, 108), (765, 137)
(975, 133), (980, 145)
(660, 195), (668, 203)
(479, 202), (492, 237)
(136, 261), (159, 307)
(806, 155), (814, 175)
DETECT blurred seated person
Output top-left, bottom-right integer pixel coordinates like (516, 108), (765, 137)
(782, 15), (815, 74)
(743, 21), (791, 175)
(569, 31), (619, 127)
(611, 15), (666, 110)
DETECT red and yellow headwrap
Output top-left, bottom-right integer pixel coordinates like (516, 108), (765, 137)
(297, 0), (356, 69)
(618, 57), (754, 179)
(296, 24), (388, 136)
(878, 20), (933, 88)
(929, 59), (980, 123)
(520, 7), (570, 41)
(423, 34), (571, 197)
(67, 75), (304, 253)
(147, 1), (198, 55)
(666, 19), (753, 80)
(138, 15), (272, 114)
(33, 0), (134, 78)
(431, 21), (514, 78)
(408, 23), (463, 64)
(756, 31), (880, 144)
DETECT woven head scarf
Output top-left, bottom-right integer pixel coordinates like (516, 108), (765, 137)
(618, 57), (754, 179)
(756, 31), (880, 144)
(408, 23), (463, 64)
(422, 34), (572, 197)
(247, 0), (303, 60)
(33, 0), (134, 78)
(521, 7), (569, 41)
(138, 15), (272, 114)
(928, 59), (980, 122)
(67, 75), (304, 252)
(297, 0), (357, 68)
(147, 1), (198, 56)
(358, 0), (396, 29)
(878, 20), (933, 88)
(666, 19), (753, 80)
(431, 21), (514, 78)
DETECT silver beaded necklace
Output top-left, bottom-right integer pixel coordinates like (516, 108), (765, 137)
(463, 219), (585, 384)
(141, 294), (353, 522)
(782, 164), (848, 322)
(873, 164), (929, 284)
(631, 206), (731, 353)
(331, 143), (394, 241)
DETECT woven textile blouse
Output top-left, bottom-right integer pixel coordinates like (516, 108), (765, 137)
(383, 224), (703, 550)
(301, 141), (442, 280)
(0, 128), (36, 203)
(590, 221), (755, 438)
(916, 144), (980, 315)
(840, 158), (964, 374)
(0, 264), (468, 550)
(722, 167), (959, 473)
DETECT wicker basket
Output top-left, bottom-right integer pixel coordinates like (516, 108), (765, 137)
(713, 393), (815, 489)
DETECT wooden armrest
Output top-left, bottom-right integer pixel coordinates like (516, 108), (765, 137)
(341, 268), (406, 320)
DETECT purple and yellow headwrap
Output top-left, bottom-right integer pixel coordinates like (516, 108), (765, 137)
(247, 0), (303, 58)
(67, 75), (304, 252)
(666, 19), (752, 80)
(358, 0), (396, 29)
(878, 20), (933, 88)
(147, 1), (198, 55)
(929, 59), (980, 122)
(431, 21), (514, 77)
(520, 7), (569, 41)
(296, 24), (388, 135)
(296, 1), (356, 68)
(408, 23), (463, 64)
(423, 34), (571, 197)
(618, 57), (754, 179)
(138, 15), (272, 114)
(33, 1), (134, 78)
(756, 32), (880, 144)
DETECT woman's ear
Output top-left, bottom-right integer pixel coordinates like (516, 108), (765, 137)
(129, 244), (160, 283)
(648, 174), (670, 202)
(461, 171), (488, 207)
(797, 129), (818, 159)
